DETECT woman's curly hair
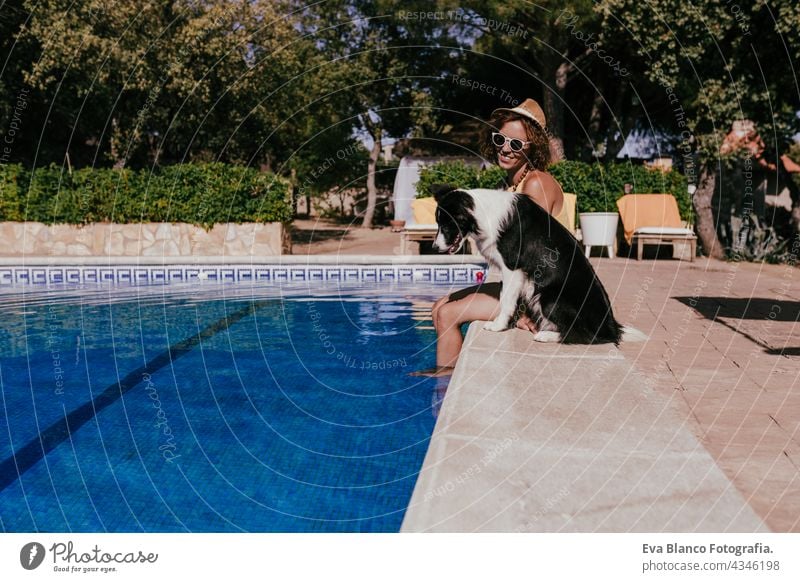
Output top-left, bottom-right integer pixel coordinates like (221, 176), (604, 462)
(479, 110), (551, 171)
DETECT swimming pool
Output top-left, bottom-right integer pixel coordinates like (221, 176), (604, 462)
(0, 281), (453, 532)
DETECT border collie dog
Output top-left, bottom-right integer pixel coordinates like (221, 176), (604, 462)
(432, 184), (640, 344)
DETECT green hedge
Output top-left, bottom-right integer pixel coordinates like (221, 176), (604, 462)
(0, 163), (23, 221)
(416, 159), (692, 221)
(548, 161), (691, 219)
(0, 163), (292, 228)
(415, 161), (505, 198)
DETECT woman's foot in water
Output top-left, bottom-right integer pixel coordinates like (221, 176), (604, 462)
(409, 366), (455, 378)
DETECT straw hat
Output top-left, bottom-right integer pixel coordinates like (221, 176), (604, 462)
(492, 98), (546, 129)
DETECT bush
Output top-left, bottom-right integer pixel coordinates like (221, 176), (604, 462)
(415, 161), (505, 198)
(549, 161), (691, 219)
(417, 159), (693, 221)
(0, 163), (292, 228)
(0, 163), (24, 221)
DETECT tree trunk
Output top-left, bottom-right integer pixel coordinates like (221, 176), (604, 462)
(362, 126), (381, 229)
(542, 61), (568, 162)
(110, 117), (126, 169)
(605, 86), (635, 162)
(693, 163), (726, 259)
(584, 91), (604, 162)
(289, 167), (298, 217)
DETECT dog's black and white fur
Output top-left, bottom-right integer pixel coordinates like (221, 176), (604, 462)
(432, 184), (643, 344)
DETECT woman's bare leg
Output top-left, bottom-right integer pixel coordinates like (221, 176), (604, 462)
(430, 295), (449, 324)
(434, 293), (500, 368)
(413, 284), (536, 377)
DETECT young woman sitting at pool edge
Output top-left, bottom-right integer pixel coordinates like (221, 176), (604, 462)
(416, 98), (568, 378)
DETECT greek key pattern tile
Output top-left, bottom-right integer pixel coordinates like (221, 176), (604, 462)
(0, 265), (486, 286)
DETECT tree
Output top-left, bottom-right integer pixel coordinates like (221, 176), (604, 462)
(425, 1), (617, 161)
(597, 0), (800, 258)
(16, 0), (315, 169)
(0, 0), (70, 166)
(293, 0), (461, 228)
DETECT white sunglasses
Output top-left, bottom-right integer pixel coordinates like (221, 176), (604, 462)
(491, 132), (531, 152)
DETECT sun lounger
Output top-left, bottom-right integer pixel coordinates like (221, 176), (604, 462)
(400, 224), (439, 254)
(616, 194), (697, 261)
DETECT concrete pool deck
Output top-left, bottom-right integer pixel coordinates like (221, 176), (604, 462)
(402, 257), (799, 532)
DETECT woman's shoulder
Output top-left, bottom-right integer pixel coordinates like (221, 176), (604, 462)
(520, 169), (563, 197)
(519, 169), (564, 215)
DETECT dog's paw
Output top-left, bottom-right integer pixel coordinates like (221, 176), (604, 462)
(532, 330), (562, 343)
(483, 320), (508, 332)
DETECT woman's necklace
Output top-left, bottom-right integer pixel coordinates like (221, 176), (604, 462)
(510, 166), (530, 191)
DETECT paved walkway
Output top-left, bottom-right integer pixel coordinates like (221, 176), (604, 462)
(403, 257), (799, 532)
(609, 258), (800, 532)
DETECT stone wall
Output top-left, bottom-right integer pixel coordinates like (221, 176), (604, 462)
(0, 222), (286, 256)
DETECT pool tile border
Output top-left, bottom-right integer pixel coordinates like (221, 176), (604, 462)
(0, 264), (487, 286)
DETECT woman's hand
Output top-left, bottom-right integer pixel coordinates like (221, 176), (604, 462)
(515, 313), (537, 333)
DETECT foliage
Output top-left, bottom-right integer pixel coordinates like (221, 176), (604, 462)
(5, 0), (798, 259)
(593, 1), (800, 259)
(294, 0), (465, 227)
(0, 163), (25, 221)
(728, 215), (791, 263)
(415, 162), (505, 197)
(14, 0), (320, 169)
(428, 0), (605, 159)
(417, 159), (691, 219)
(550, 161), (690, 218)
(291, 140), (371, 201)
(597, 1), (800, 158)
(0, 163), (292, 227)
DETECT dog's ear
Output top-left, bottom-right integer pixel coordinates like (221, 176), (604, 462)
(429, 183), (455, 202)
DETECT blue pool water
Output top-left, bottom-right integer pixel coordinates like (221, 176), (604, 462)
(0, 282), (449, 532)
